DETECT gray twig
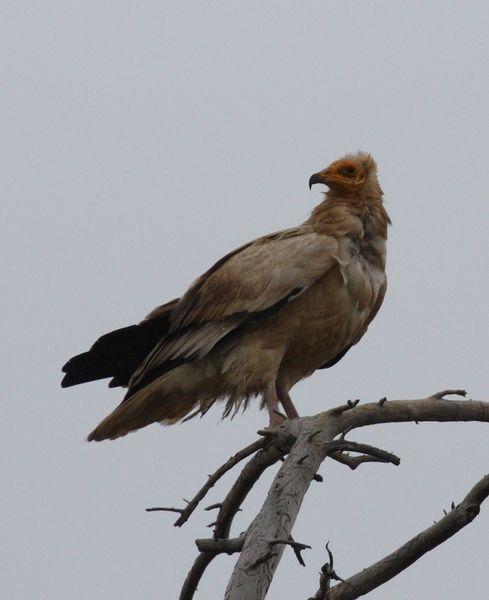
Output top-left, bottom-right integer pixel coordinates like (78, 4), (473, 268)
(431, 389), (467, 399)
(179, 438), (287, 600)
(308, 542), (345, 599)
(324, 440), (400, 467)
(147, 438), (265, 526)
(195, 535), (245, 554)
(269, 537), (311, 566)
(145, 506), (183, 514)
(326, 474), (489, 600)
(329, 399), (360, 416)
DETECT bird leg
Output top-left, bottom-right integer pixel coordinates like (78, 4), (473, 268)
(276, 384), (299, 420)
(265, 383), (286, 428)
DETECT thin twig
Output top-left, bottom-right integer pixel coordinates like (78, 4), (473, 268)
(308, 542), (345, 599)
(257, 428), (278, 438)
(338, 426), (353, 440)
(326, 474), (489, 600)
(324, 440), (400, 466)
(175, 438), (265, 526)
(204, 502), (222, 511)
(179, 553), (215, 600)
(145, 506), (183, 514)
(431, 389), (467, 399)
(147, 438), (265, 526)
(329, 399), (360, 416)
(330, 452), (392, 470)
(179, 438), (287, 600)
(269, 537), (312, 566)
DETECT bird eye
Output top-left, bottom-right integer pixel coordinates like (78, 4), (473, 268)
(340, 165), (356, 177)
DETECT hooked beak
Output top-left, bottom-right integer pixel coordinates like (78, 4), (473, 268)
(308, 170), (330, 190)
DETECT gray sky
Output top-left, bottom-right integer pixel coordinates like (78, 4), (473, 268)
(3, 2), (488, 598)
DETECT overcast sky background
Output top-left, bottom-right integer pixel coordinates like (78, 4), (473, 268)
(3, 2), (489, 599)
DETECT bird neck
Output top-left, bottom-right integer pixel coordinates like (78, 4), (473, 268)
(306, 189), (391, 243)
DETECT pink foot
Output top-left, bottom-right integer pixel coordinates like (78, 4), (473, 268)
(268, 409), (286, 428)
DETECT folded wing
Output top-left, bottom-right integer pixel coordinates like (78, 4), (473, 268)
(126, 227), (339, 395)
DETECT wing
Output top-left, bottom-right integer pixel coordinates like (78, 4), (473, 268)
(61, 299), (179, 389)
(172, 227), (339, 328)
(127, 227), (339, 393)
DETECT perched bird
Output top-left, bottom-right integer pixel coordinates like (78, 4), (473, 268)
(62, 152), (390, 441)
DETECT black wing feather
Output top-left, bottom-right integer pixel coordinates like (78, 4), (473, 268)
(61, 304), (176, 389)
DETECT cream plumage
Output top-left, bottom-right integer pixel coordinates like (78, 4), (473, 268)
(61, 151), (390, 441)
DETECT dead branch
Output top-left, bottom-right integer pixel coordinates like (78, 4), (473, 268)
(330, 452), (391, 470)
(179, 553), (215, 600)
(325, 474), (489, 600)
(333, 394), (489, 434)
(146, 438), (265, 526)
(145, 392), (489, 599)
(269, 537), (312, 566)
(326, 440), (400, 470)
(224, 417), (332, 600)
(223, 393), (489, 599)
(195, 536), (245, 554)
(210, 430), (295, 539)
(145, 505), (185, 515)
(431, 389), (466, 399)
(329, 399), (360, 416)
(324, 440), (400, 466)
(179, 432), (290, 600)
(308, 543), (345, 599)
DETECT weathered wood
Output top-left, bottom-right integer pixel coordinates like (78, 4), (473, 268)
(224, 417), (338, 600)
(179, 434), (289, 600)
(326, 474), (489, 599)
(223, 392), (489, 599)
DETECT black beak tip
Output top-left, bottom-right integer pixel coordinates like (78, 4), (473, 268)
(308, 173), (321, 190)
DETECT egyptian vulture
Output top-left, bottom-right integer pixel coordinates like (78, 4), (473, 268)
(61, 151), (390, 441)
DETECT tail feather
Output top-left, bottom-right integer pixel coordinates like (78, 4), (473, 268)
(61, 301), (177, 389)
(87, 362), (216, 441)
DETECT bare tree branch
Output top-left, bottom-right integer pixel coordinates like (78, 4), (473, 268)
(330, 452), (391, 470)
(224, 394), (489, 600)
(326, 440), (400, 470)
(431, 389), (467, 399)
(146, 438), (265, 526)
(224, 418), (333, 600)
(308, 542), (346, 599)
(269, 537), (312, 566)
(146, 505), (186, 515)
(329, 399), (360, 416)
(179, 430), (292, 600)
(195, 536), (245, 554)
(334, 395), (489, 434)
(324, 441), (400, 466)
(179, 553), (216, 600)
(325, 474), (489, 600)
(160, 393), (489, 599)
(211, 430), (296, 540)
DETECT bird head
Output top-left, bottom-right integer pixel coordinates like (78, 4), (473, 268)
(309, 152), (380, 197)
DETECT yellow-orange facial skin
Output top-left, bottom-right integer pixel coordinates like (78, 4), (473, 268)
(309, 159), (367, 195)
